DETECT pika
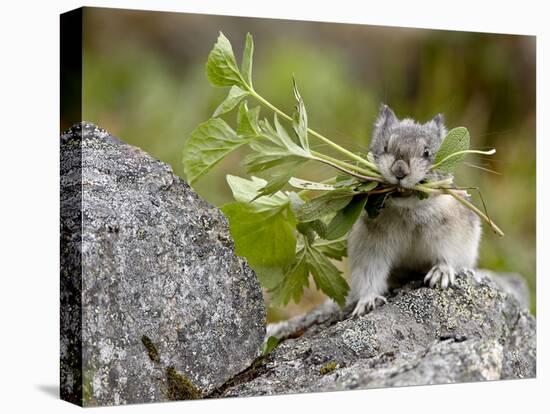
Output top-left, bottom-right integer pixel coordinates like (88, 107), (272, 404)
(347, 104), (481, 317)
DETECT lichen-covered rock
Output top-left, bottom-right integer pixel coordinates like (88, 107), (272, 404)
(60, 123), (535, 405)
(60, 123), (266, 406)
(213, 272), (535, 397)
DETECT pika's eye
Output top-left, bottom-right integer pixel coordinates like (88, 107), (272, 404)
(423, 149), (430, 158)
(383, 144), (388, 153)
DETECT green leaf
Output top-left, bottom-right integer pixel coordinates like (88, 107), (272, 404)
(313, 238), (347, 260)
(262, 336), (280, 356)
(221, 202), (296, 268)
(183, 119), (250, 184)
(333, 176), (361, 189)
(253, 266), (284, 290)
(269, 248), (309, 306)
(296, 222), (316, 244)
(213, 86), (249, 117)
(292, 78), (309, 151)
(288, 177), (336, 191)
(253, 165), (299, 200)
(245, 148), (305, 173)
(415, 190), (429, 200)
(237, 102), (260, 136)
(296, 189), (354, 222)
(288, 191), (305, 213)
(241, 33), (254, 87)
(306, 245), (349, 307)
(274, 114), (299, 149)
(270, 238), (349, 307)
(365, 192), (390, 218)
(248, 116), (310, 161)
(206, 32), (245, 88)
(433, 127), (470, 173)
(356, 181), (378, 193)
(226, 175), (288, 211)
(325, 194), (368, 240)
(297, 219), (327, 240)
(245, 119), (310, 172)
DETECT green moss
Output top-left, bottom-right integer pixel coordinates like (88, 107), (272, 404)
(165, 367), (202, 400)
(141, 335), (160, 363)
(319, 361), (338, 375)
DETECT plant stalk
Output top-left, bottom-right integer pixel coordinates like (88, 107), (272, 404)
(248, 89), (379, 172)
(444, 189), (504, 236)
(422, 178), (454, 188)
(312, 152), (385, 183)
(311, 151), (382, 179)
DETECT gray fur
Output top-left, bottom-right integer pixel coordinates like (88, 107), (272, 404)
(348, 104), (481, 317)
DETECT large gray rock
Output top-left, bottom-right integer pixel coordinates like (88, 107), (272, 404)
(60, 123), (266, 406)
(212, 271), (535, 397)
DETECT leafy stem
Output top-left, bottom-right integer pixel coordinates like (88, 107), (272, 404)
(311, 151), (385, 182)
(247, 89), (379, 172)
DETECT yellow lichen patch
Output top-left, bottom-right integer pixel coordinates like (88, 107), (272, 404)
(319, 361), (338, 375)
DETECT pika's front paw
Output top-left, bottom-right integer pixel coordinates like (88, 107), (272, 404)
(351, 295), (387, 317)
(424, 264), (455, 289)
(458, 268), (477, 281)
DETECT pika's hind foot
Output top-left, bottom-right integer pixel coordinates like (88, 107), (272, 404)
(424, 264), (455, 289)
(351, 295), (387, 317)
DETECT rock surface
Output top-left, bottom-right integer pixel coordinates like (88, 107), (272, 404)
(213, 271), (535, 397)
(60, 123), (266, 406)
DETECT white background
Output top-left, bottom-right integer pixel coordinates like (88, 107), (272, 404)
(0, 0), (546, 413)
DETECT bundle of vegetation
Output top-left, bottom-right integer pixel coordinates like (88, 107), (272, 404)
(183, 33), (502, 307)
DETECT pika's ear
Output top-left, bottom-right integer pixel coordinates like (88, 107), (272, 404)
(370, 104), (398, 152)
(429, 113), (446, 139)
(375, 104), (398, 131)
(432, 113), (445, 128)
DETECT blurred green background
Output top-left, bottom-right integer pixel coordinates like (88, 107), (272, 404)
(79, 7), (536, 318)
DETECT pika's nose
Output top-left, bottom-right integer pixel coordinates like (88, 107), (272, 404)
(391, 159), (410, 180)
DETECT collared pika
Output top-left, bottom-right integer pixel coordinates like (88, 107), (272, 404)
(347, 104), (481, 317)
